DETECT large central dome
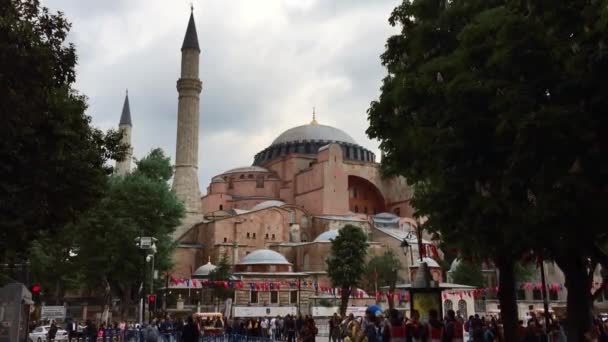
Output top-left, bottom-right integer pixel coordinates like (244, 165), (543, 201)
(271, 123), (357, 146)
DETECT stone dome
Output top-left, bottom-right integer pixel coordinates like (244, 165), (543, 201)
(211, 176), (225, 183)
(192, 261), (217, 277)
(251, 200), (285, 211)
(237, 249), (291, 265)
(271, 123), (356, 146)
(313, 229), (340, 242)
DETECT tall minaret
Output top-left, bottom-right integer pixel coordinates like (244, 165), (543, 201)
(172, 8), (202, 214)
(115, 90), (133, 175)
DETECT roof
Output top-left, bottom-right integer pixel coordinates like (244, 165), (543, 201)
(251, 200), (285, 211)
(271, 123), (357, 146)
(192, 261), (217, 277)
(315, 214), (366, 222)
(392, 283), (475, 290)
(119, 91), (132, 126)
(313, 229), (340, 242)
(374, 226), (431, 244)
(237, 249), (291, 265)
(223, 166), (270, 174)
(181, 12), (200, 51)
(414, 257), (441, 268)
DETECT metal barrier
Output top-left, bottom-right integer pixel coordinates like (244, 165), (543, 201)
(65, 332), (275, 342)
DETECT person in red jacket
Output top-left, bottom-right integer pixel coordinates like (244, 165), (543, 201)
(427, 309), (443, 342)
(444, 310), (464, 342)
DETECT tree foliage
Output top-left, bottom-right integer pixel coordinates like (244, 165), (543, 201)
(451, 260), (485, 288)
(361, 250), (402, 299)
(367, 1), (608, 339)
(208, 254), (234, 302)
(326, 225), (369, 315)
(0, 0), (127, 265)
(74, 148), (184, 317)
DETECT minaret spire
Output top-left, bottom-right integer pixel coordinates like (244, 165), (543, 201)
(310, 106), (318, 125)
(115, 89), (133, 175)
(172, 10), (203, 221)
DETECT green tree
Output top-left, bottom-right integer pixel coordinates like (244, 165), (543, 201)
(361, 250), (402, 308)
(0, 0), (127, 268)
(75, 148), (184, 317)
(326, 225), (369, 316)
(451, 260), (485, 288)
(368, 0), (608, 338)
(208, 254), (234, 306)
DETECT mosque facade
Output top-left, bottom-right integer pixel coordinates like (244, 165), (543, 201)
(114, 11), (601, 317)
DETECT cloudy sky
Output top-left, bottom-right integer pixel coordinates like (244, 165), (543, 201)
(44, 0), (400, 188)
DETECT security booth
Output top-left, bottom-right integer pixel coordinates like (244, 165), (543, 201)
(387, 262), (475, 322)
(0, 282), (33, 342)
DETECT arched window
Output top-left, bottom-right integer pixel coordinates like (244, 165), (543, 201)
(394, 207), (401, 216)
(228, 177), (234, 189)
(248, 174), (253, 179)
(354, 205), (359, 213)
(458, 299), (468, 318)
(444, 299), (453, 316)
(219, 204), (223, 210)
(256, 175), (264, 188)
(239, 174), (245, 179)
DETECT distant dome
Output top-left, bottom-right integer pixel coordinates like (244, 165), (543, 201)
(223, 166), (270, 174)
(374, 212), (399, 219)
(192, 261), (217, 277)
(314, 230), (340, 242)
(414, 257), (440, 268)
(251, 200), (285, 211)
(271, 123), (356, 146)
(237, 249), (291, 265)
(211, 176), (225, 183)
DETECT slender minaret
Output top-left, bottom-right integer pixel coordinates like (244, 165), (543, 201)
(172, 8), (202, 214)
(115, 90), (133, 175)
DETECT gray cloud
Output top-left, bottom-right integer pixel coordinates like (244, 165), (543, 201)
(43, 0), (399, 188)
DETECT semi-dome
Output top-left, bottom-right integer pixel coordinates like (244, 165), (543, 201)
(313, 229), (340, 242)
(271, 123), (356, 146)
(192, 261), (217, 277)
(223, 166), (269, 174)
(237, 249), (291, 265)
(251, 200), (285, 211)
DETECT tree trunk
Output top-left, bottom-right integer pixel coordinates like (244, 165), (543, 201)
(495, 256), (518, 342)
(118, 284), (132, 320)
(339, 287), (351, 316)
(388, 285), (395, 309)
(557, 255), (593, 342)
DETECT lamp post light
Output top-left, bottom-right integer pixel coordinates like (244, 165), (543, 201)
(146, 242), (158, 318)
(135, 236), (157, 323)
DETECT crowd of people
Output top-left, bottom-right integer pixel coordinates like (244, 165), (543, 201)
(26, 309), (608, 342)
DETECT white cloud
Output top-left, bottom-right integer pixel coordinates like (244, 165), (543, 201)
(44, 0), (399, 190)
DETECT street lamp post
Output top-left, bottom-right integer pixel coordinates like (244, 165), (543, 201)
(135, 236), (157, 324)
(146, 243), (157, 319)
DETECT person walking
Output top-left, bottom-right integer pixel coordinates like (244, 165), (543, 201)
(386, 309), (405, 342)
(427, 309), (443, 342)
(181, 316), (200, 342)
(285, 315), (297, 342)
(329, 313), (342, 342)
(47, 321), (58, 342)
(444, 310), (464, 342)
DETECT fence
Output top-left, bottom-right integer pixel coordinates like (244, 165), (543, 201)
(60, 332), (276, 342)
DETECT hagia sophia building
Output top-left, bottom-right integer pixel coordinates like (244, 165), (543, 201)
(113, 11), (455, 314)
(108, 10), (607, 319)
